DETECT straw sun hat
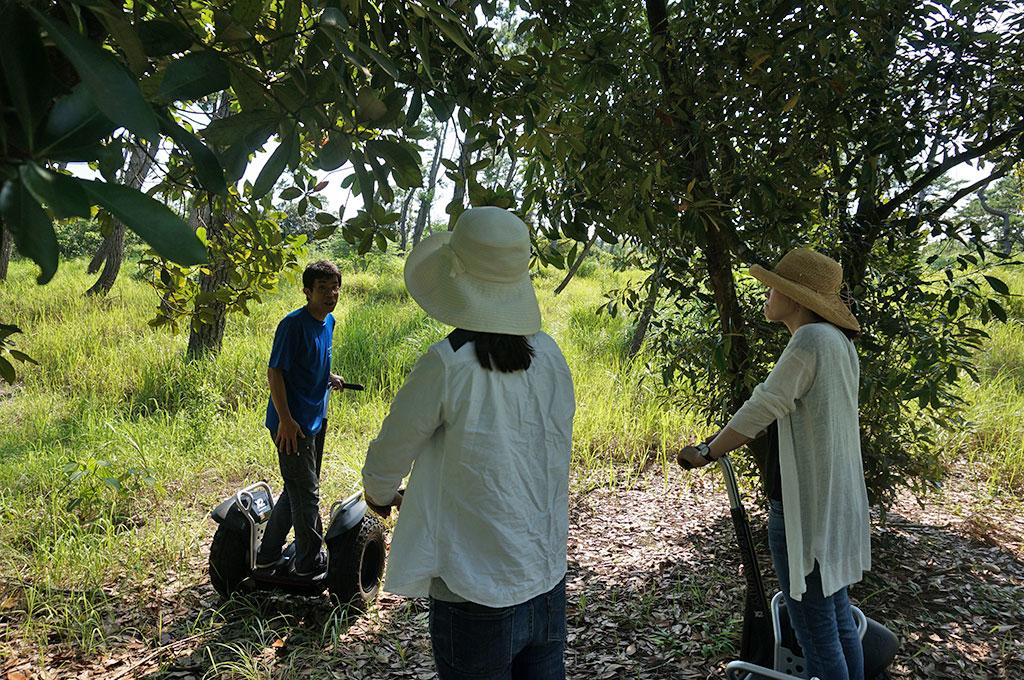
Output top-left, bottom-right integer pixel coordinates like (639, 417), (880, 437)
(404, 207), (541, 335)
(749, 248), (860, 332)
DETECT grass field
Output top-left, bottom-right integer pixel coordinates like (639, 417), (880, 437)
(1, 252), (1022, 670)
(0, 254), (695, 659)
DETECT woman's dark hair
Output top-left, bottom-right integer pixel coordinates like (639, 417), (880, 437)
(449, 329), (534, 372)
(809, 313), (860, 340)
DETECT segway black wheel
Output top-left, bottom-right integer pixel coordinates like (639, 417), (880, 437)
(326, 515), (386, 610)
(209, 524), (251, 598)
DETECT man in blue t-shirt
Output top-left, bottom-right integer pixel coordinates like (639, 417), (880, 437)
(255, 260), (344, 577)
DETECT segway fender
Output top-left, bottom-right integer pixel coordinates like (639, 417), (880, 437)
(326, 496), (368, 541)
(211, 499), (249, 533)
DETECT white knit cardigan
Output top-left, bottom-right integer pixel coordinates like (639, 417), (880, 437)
(728, 323), (871, 600)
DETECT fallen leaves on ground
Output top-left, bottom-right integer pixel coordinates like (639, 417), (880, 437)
(2, 462), (1022, 679)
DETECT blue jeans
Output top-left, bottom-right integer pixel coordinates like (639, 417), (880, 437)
(429, 577), (566, 680)
(768, 500), (863, 680)
(256, 423), (326, 573)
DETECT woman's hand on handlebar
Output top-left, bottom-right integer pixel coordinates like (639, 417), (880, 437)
(365, 489), (403, 518)
(676, 445), (712, 470)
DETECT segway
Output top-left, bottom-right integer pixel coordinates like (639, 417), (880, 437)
(207, 382), (387, 609)
(715, 456), (899, 680)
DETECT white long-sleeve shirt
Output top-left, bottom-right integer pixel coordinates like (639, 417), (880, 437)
(362, 331), (575, 608)
(728, 323), (871, 601)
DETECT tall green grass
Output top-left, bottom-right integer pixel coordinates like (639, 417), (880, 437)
(2, 253), (1022, 658)
(0, 256), (690, 655)
(945, 266), (1024, 493)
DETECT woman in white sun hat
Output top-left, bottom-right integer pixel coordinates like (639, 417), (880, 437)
(362, 206), (575, 680)
(676, 248), (871, 680)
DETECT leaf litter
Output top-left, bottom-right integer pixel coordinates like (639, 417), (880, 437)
(2, 462), (1022, 679)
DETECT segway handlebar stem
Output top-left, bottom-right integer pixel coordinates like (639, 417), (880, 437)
(718, 455), (744, 510)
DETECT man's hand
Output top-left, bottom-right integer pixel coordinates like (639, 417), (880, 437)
(676, 445), (712, 470)
(365, 490), (403, 518)
(328, 373), (346, 391)
(275, 417), (305, 455)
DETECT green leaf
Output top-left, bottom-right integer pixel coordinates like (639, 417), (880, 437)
(158, 113), (228, 194)
(983, 275), (1010, 295)
(80, 180), (207, 266)
(0, 181), (59, 284)
(316, 134), (352, 171)
(252, 127), (297, 199)
(367, 139), (423, 189)
(97, 141), (125, 183)
(359, 43), (401, 80)
(0, 4), (51, 150)
(228, 62), (267, 111)
(40, 86), (117, 160)
(138, 20), (194, 57)
(230, 0), (265, 29)
(428, 15), (475, 58)
(280, 187), (303, 200)
(89, 4), (148, 75)
(0, 357), (14, 385)
(314, 212), (338, 225)
(988, 299), (1008, 323)
(29, 8), (158, 140)
(202, 109), (280, 148)
(406, 90), (423, 127)
(9, 350), (38, 366)
(320, 7), (349, 32)
(425, 93), (454, 121)
(19, 163), (91, 219)
(157, 51), (231, 103)
(313, 225), (337, 239)
(271, 0), (302, 67)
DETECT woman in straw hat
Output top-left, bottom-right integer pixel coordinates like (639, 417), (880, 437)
(676, 248), (871, 680)
(362, 207), (575, 679)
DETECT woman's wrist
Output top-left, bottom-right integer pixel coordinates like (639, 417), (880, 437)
(695, 441), (716, 463)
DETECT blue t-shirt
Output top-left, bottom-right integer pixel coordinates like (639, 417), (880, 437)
(265, 307), (335, 437)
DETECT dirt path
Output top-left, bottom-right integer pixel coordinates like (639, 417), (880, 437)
(4, 463), (1023, 679)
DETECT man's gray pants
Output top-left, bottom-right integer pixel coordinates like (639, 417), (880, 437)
(257, 422), (326, 574)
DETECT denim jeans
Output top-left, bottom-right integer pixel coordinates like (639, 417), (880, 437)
(768, 500), (863, 680)
(429, 577), (567, 680)
(256, 423), (326, 573)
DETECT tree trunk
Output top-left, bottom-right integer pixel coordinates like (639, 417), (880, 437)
(0, 224), (13, 282)
(86, 240), (109, 275)
(447, 127), (472, 230)
(185, 93), (233, 359)
(554, 232), (597, 295)
(186, 202), (231, 359)
(702, 227), (752, 412)
(413, 122), (448, 246)
(86, 140), (158, 296)
(978, 188), (1013, 254)
(398, 189), (417, 251)
(627, 256), (666, 359)
(643, 0), (753, 413)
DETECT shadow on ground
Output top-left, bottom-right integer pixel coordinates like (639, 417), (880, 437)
(4, 465), (1023, 679)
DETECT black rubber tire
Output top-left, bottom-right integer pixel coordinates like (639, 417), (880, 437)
(209, 524), (251, 599)
(326, 515), (386, 609)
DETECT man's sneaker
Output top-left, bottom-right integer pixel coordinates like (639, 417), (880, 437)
(293, 551), (328, 578)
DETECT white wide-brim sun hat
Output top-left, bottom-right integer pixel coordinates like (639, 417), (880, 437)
(404, 206), (541, 335)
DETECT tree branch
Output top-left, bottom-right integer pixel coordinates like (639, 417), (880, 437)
(928, 166), (1011, 219)
(880, 124), (1024, 218)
